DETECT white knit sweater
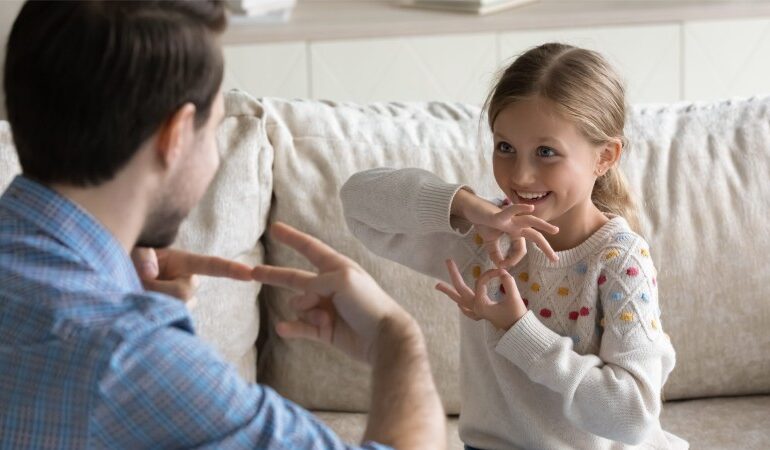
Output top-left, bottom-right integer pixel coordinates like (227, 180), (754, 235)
(341, 168), (688, 450)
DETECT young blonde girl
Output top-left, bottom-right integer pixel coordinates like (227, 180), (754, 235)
(340, 43), (687, 449)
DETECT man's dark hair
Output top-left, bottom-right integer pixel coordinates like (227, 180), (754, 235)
(4, 0), (227, 186)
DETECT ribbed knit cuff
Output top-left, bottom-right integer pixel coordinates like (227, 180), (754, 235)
(495, 310), (561, 371)
(415, 180), (471, 234)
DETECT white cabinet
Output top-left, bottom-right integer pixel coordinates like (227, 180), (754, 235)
(222, 42), (309, 99)
(310, 33), (498, 105)
(683, 18), (770, 101)
(498, 24), (681, 104)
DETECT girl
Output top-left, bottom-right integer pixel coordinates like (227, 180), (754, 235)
(340, 43), (687, 449)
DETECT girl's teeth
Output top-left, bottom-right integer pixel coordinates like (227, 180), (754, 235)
(518, 192), (548, 199)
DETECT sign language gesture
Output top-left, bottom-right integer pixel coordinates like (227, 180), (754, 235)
(251, 222), (410, 362)
(452, 189), (559, 267)
(435, 259), (528, 331)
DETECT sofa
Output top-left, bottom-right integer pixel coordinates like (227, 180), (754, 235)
(1, 91), (768, 449)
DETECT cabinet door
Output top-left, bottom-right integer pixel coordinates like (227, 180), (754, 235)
(222, 42), (308, 99)
(310, 33), (498, 105)
(684, 18), (770, 101)
(499, 24), (681, 104)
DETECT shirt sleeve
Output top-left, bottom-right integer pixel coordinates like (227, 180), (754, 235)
(340, 167), (481, 283)
(91, 324), (391, 450)
(494, 234), (675, 445)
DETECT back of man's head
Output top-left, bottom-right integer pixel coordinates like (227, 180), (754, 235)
(4, 0), (227, 187)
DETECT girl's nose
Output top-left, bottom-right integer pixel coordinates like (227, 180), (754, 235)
(511, 161), (536, 185)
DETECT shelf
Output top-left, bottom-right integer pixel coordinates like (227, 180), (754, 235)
(222, 0), (770, 45)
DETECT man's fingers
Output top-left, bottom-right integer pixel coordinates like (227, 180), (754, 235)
(142, 276), (198, 301)
(158, 249), (252, 280)
(270, 222), (349, 272)
(251, 264), (316, 291)
(131, 247), (159, 279)
(521, 228), (559, 262)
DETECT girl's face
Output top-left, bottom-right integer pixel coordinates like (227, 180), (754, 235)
(491, 95), (608, 229)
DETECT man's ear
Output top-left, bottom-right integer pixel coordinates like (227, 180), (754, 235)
(155, 103), (197, 168)
(595, 138), (623, 176)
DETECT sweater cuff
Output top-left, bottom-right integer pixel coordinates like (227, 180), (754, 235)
(415, 181), (472, 234)
(495, 310), (562, 371)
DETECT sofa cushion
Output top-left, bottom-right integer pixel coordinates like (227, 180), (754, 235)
(175, 90), (271, 381)
(258, 99), (500, 414)
(624, 98), (770, 400)
(0, 90), (270, 382)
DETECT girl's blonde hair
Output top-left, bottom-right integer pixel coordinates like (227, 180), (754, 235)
(484, 43), (640, 232)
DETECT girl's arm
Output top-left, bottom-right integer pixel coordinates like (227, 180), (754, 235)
(494, 234), (675, 445)
(340, 167), (484, 284)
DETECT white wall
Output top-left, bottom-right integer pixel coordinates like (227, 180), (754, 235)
(0, 0), (23, 120)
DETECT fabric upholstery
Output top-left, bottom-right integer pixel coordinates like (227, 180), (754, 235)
(257, 95), (770, 413)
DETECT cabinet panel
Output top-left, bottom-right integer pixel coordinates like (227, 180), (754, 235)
(223, 42), (308, 99)
(684, 18), (770, 101)
(499, 24), (682, 104)
(311, 33), (498, 105)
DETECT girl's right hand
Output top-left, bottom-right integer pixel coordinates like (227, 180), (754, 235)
(452, 189), (560, 266)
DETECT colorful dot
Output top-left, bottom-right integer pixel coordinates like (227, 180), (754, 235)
(568, 311), (579, 320)
(539, 308), (552, 318)
(621, 312), (634, 322)
(640, 292), (650, 302)
(523, 298), (529, 307)
(600, 318), (606, 327)
(653, 277), (657, 286)
(570, 336), (581, 345)
(605, 249), (620, 260)
(472, 265), (481, 279)
(531, 283), (540, 292)
(598, 274), (607, 285)
(499, 284), (505, 294)
(502, 198), (511, 206)
(626, 267), (639, 276)
(519, 272), (529, 282)
(575, 263), (588, 274)
(474, 234), (484, 246)
(611, 292), (623, 301)
(580, 307), (590, 316)
(615, 233), (631, 242)
(641, 248), (650, 257)
(558, 287), (569, 296)
(651, 319), (659, 329)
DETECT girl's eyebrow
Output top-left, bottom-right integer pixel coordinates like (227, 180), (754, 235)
(493, 132), (566, 150)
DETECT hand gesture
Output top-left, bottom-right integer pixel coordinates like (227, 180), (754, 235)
(435, 259), (528, 330)
(454, 190), (559, 267)
(251, 222), (409, 362)
(131, 247), (253, 307)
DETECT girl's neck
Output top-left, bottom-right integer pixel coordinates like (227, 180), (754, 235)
(546, 201), (609, 252)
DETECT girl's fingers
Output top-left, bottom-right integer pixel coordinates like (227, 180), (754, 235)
(445, 259), (475, 299)
(500, 237), (527, 267)
(520, 228), (559, 262)
(275, 320), (321, 341)
(495, 203), (535, 221)
(473, 269), (501, 308)
(435, 282), (467, 307)
(289, 292), (320, 312)
(485, 240), (505, 268)
(499, 270), (519, 302)
(458, 305), (481, 321)
(511, 215), (560, 235)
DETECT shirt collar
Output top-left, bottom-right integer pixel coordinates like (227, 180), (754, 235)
(1, 175), (142, 291)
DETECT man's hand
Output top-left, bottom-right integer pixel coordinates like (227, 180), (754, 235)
(251, 222), (410, 362)
(435, 258), (528, 330)
(131, 247), (253, 307)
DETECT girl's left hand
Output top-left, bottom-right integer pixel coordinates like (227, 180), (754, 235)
(435, 259), (528, 331)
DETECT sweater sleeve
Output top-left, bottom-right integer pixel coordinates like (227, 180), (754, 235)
(340, 167), (484, 284)
(494, 234), (675, 445)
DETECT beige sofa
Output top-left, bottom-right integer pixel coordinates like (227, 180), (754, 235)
(1, 91), (769, 449)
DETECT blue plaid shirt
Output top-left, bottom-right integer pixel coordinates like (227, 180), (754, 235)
(0, 175), (390, 450)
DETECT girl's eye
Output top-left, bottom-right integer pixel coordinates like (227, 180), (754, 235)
(496, 142), (514, 153)
(537, 146), (556, 157)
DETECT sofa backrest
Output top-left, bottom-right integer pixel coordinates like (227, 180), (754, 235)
(255, 95), (770, 413)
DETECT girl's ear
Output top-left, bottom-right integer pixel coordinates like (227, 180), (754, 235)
(595, 138), (623, 176)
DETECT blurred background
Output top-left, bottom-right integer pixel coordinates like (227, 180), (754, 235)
(2, 0), (770, 119)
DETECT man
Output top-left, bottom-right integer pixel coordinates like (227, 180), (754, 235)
(0, 1), (445, 449)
